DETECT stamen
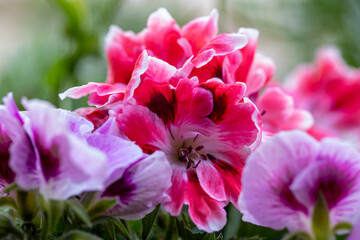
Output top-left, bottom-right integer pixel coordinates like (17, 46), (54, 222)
(200, 154), (207, 160)
(192, 134), (199, 142)
(261, 110), (266, 116)
(195, 145), (204, 151)
(193, 160), (201, 168)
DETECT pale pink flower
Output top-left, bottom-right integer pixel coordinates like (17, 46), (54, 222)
(239, 131), (360, 235)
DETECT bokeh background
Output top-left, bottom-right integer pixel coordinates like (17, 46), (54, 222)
(1, 0), (360, 110)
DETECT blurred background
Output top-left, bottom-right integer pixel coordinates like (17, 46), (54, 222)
(1, 0), (360, 109)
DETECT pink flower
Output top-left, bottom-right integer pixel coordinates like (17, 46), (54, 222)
(256, 86), (314, 134)
(0, 93), (108, 200)
(239, 131), (360, 235)
(286, 46), (360, 143)
(111, 53), (262, 232)
(59, 8), (248, 106)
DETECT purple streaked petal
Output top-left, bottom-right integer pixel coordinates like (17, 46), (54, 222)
(239, 131), (320, 231)
(105, 151), (171, 220)
(85, 133), (143, 178)
(291, 138), (360, 226)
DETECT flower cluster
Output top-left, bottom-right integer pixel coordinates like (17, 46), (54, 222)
(2, 7), (360, 240)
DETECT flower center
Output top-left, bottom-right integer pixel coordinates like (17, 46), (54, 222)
(178, 144), (216, 169)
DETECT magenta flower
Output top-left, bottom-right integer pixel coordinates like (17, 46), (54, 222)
(111, 53), (261, 232)
(59, 8), (248, 107)
(286, 47), (360, 143)
(0, 93), (108, 200)
(239, 131), (360, 235)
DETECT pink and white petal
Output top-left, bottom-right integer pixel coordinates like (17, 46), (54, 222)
(291, 138), (360, 226)
(105, 151), (171, 220)
(162, 167), (188, 216)
(114, 104), (170, 154)
(234, 28), (259, 82)
(105, 25), (144, 84)
(239, 131), (320, 231)
(196, 161), (226, 201)
(58, 109), (94, 137)
(186, 171), (227, 233)
(200, 80), (260, 149)
(191, 49), (216, 68)
(181, 9), (219, 54)
(144, 8), (184, 67)
(199, 33), (248, 57)
(174, 77), (215, 136)
(244, 68), (266, 96)
(249, 53), (276, 85)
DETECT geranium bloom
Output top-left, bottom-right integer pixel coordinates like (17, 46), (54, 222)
(59, 8), (249, 107)
(239, 131), (360, 235)
(286, 47), (360, 142)
(86, 119), (172, 220)
(111, 52), (262, 232)
(0, 93), (108, 200)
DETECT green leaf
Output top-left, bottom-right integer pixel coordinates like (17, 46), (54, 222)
(175, 217), (219, 240)
(56, 230), (102, 240)
(142, 204), (160, 240)
(16, 190), (38, 221)
(312, 193), (331, 240)
(66, 199), (92, 228)
(92, 215), (131, 240)
(2, 183), (19, 193)
(0, 196), (17, 210)
(87, 198), (117, 219)
(0, 213), (24, 239)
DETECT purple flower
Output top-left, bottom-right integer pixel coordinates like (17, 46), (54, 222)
(86, 118), (172, 220)
(0, 93), (108, 200)
(0, 114), (15, 193)
(239, 131), (360, 235)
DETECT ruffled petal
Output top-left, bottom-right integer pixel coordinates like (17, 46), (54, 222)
(162, 167), (188, 216)
(105, 25), (144, 84)
(113, 104), (170, 154)
(186, 171), (227, 232)
(144, 8), (185, 67)
(104, 151), (171, 220)
(181, 9), (219, 55)
(291, 138), (360, 227)
(239, 131), (320, 232)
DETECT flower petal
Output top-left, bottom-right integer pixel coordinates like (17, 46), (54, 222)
(104, 151), (171, 220)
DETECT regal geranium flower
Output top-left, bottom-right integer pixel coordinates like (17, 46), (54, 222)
(59, 8), (248, 107)
(0, 93), (108, 200)
(286, 47), (360, 143)
(239, 131), (360, 236)
(111, 53), (262, 232)
(85, 118), (172, 220)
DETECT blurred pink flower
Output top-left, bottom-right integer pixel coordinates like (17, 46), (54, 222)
(111, 52), (262, 232)
(239, 131), (360, 235)
(287, 47), (360, 144)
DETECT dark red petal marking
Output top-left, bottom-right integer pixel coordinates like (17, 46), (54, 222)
(38, 144), (61, 182)
(145, 91), (176, 124)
